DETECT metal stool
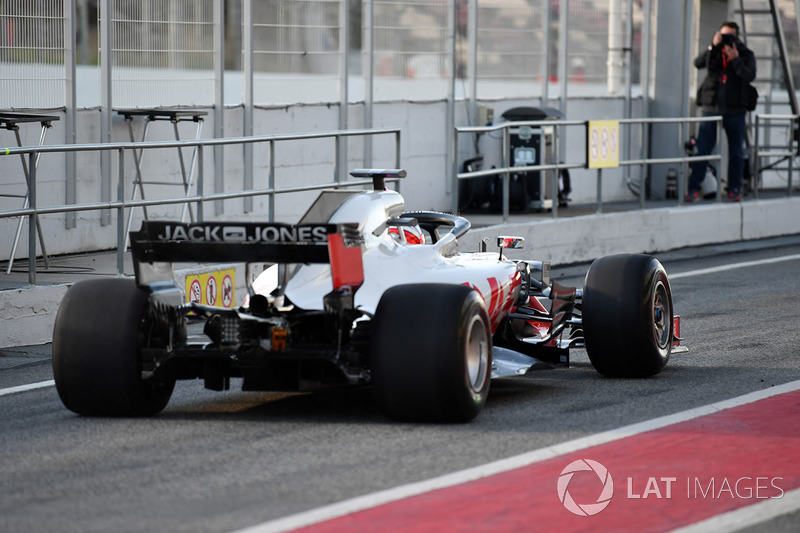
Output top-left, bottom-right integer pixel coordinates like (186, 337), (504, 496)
(117, 108), (207, 247)
(1, 112), (60, 273)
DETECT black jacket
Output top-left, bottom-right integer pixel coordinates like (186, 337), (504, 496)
(695, 37), (756, 113)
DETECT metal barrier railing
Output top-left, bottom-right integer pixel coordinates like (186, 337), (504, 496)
(455, 116), (724, 223)
(619, 116), (723, 208)
(1, 127), (401, 284)
(753, 113), (799, 199)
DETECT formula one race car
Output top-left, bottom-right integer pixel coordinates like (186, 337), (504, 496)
(52, 169), (683, 422)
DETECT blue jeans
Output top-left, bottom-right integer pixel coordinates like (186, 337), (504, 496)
(688, 111), (747, 195)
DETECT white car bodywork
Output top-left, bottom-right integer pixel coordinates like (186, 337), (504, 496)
(255, 188), (521, 331)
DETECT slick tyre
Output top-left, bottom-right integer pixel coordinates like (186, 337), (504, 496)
(371, 284), (492, 423)
(52, 279), (175, 416)
(582, 254), (673, 378)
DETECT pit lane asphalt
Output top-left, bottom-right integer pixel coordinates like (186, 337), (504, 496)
(1, 235), (800, 533)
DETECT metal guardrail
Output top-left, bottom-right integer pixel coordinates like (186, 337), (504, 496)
(753, 113), (799, 199)
(455, 116), (726, 222)
(0, 128), (402, 284)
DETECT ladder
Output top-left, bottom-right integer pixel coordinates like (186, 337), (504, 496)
(735, 0), (800, 191)
(736, 0), (798, 113)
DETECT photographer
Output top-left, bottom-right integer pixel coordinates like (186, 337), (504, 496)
(687, 21), (756, 203)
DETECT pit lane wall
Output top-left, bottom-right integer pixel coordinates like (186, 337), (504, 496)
(459, 198), (800, 265)
(2, 197), (798, 348)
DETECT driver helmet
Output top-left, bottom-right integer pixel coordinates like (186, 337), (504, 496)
(388, 224), (425, 245)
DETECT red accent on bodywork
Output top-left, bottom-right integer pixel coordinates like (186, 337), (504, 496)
(327, 233), (364, 290)
(673, 315), (681, 347)
(527, 320), (551, 340)
(486, 272), (522, 333)
(487, 277), (500, 318)
(528, 295), (549, 314)
(464, 273), (522, 334)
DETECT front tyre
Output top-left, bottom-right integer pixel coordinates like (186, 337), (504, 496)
(582, 254), (673, 377)
(52, 279), (175, 416)
(371, 284), (491, 423)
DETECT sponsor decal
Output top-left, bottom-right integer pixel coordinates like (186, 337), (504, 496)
(154, 223), (330, 244)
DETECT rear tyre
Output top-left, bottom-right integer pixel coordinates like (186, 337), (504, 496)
(52, 279), (175, 416)
(371, 284), (491, 423)
(582, 254), (673, 378)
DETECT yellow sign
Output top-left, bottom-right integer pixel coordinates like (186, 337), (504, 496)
(271, 327), (288, 351)
(586, 120), (620, 169)
(185, 268), (235, 308)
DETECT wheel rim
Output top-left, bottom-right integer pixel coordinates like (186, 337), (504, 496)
(652, 280), (671, 350)
(465, 314), (489, 392)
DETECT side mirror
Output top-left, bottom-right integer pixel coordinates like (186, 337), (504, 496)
(497, 236), (525, 250)
(497, 236), (524, 260)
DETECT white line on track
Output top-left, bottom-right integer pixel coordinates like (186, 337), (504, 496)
(669, 253), (800, 280)
(230, 379), (800, 533)
(0, 379), (55, 397)
(671, 487), (800, 533)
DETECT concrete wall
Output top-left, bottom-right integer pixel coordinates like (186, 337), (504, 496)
(0, 284), (69, 348)
(459, 197), (800, 266)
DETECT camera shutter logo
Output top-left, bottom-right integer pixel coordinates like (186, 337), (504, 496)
(557, 459), (614, 516)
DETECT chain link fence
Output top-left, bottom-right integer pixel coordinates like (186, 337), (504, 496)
(0, 0), (66, 108)
(0, 0), (637, 109)
(109, 0), (215, 107)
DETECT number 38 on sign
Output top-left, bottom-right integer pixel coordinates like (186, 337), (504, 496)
(586, 120), (620, 169)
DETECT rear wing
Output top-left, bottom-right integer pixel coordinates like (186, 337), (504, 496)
(130, 221), (364, 290)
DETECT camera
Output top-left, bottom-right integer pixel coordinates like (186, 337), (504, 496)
(720, 33), (737, 46)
